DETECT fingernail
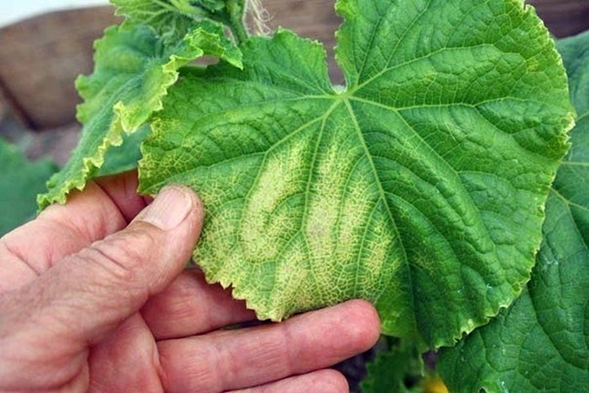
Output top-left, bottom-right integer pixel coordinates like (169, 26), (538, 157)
(140, 186), (193, 230)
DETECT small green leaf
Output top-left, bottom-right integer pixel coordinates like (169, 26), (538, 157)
(0, 139), (57, 236)
(139, 0), (573, 348)
(112, 0), (249, 43)
(112, 0), (218, 37)
(361, 339), (424, 393)
(37, 20), (242, 209)
(97, 124), (150, 177)
(437, 30), (589, 392)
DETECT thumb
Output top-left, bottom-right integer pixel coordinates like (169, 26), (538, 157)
(5, 185), (204, 347)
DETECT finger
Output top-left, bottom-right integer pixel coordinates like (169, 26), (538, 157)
(93, 170), (152, 222)
(158, 299), (380, 393)
(142, 269), (256, 339)
(1, 185), (203, 357)
(230, 369), (348, 393)
(88, 314), (163, 393)
(0, 171), (147, 292)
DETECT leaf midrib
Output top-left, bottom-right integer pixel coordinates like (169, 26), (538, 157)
(341, 97), (416, 332)
(349, 43), (508, 96)
(229, 99), (341, 299)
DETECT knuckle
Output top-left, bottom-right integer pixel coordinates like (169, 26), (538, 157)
(77, 225), (159, 285)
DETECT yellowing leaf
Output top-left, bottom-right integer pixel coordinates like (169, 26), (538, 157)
(139, 0), (574, 348)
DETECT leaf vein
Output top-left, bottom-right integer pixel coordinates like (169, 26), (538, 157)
(342, 98), (414, 320)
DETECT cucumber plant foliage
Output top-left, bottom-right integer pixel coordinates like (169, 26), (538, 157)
(437, 30), (589, 393)
(38, 0), (575, 354)
(0, 140), (58, 236)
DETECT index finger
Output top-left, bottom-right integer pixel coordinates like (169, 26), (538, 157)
(0, 170), (148, 293)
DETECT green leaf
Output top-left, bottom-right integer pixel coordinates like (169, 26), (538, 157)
(437, 30), (589, 392)
(37, 20), (242, 209)
(361, 339), (424, 393)
(0, 139), (58, 236)
(97, 124), (151, 177)
(112, 0), (249, 43)
(112, 0), (218, 36)
(362, 351), (412, 393)
(139, 0), (573, 348)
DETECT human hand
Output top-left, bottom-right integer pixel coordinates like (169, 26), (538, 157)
(0, 171), (380, 392)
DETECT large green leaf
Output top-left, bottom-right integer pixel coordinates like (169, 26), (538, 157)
(0, 139), (58, 236)
(437, 30), (589, 393)
(139, 0), (573, 348)
(37, 20), (242, 209)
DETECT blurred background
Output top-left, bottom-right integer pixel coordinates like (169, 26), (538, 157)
(1, 0), (588, 165)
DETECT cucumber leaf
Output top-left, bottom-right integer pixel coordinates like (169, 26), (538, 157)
(361, 339), (424, 393)
(97, 124), (151, 177)
(139, 0), (573, 348)
(37, 18), (242, 209)
(111, 0), (211, 35)
(0, 139), (58, 236)
(112, 0), (249, 43)
(437, 30), (589, 393)
(111, 0), (235, 27)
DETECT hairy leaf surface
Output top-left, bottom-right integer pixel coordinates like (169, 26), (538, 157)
(437, 30), (589, 392)
(37, 20), (241, 209)
(139, 0), (573, 347)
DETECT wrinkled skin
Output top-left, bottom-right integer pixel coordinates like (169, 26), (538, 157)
(0, 171), (380, 392)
